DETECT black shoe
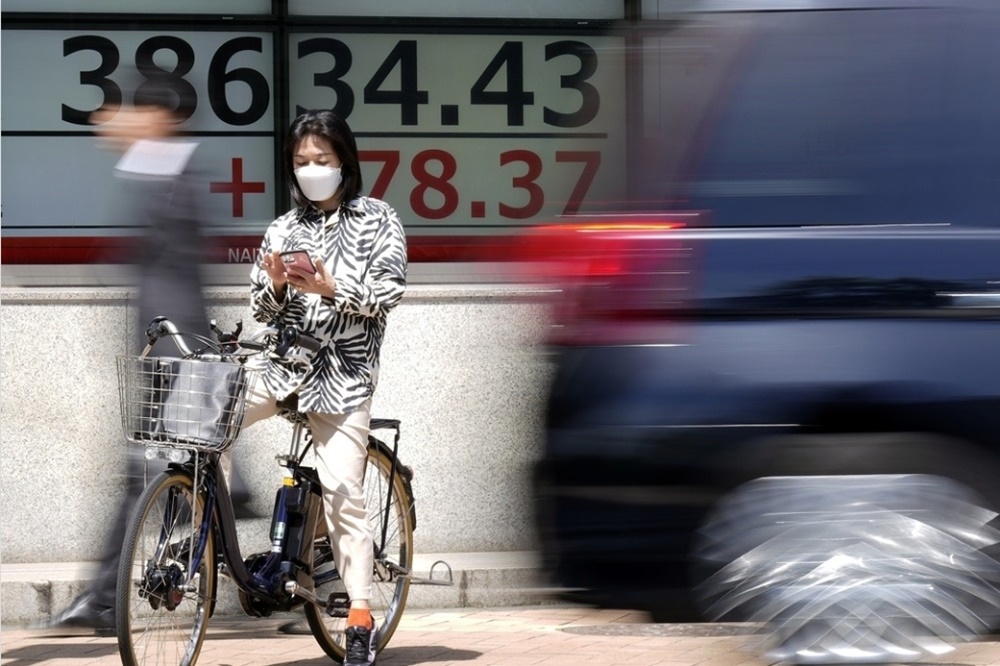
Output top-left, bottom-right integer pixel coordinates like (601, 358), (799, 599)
(43, 592), (115, 637)
(277, 618), (311, 635)
(344, 623), (378, 666)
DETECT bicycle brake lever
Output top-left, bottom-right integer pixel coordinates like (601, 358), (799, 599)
(272, 328), (318, 373)
(274, 328), (294, 358)
(281, 351), (314, 370)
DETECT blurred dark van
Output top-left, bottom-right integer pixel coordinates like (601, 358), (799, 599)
(533, 1), (1000, 662)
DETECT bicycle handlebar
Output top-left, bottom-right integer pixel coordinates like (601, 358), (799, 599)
(277, 326), (322, 354)
(144, 316), (201, 356)
(143, 315), (321, 362)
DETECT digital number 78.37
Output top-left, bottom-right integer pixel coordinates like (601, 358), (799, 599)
(361, 149), (600, 220)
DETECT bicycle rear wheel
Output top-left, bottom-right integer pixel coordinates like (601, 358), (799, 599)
(116, 468), (215, 666)
(306, 442), (414, 661)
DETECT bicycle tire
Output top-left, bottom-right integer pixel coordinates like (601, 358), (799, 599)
(116, 469), (215, 666)
(305, 441), (415, 662)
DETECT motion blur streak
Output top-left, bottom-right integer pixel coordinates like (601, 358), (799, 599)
(695, 475), (1000, 664)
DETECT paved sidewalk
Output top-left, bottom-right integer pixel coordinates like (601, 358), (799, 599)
(0, 553), (541, 627)
(5, 606), (1000, 666)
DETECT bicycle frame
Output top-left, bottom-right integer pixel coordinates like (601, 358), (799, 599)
(143, 417), (415, 624)
(161, 439), (332, 615)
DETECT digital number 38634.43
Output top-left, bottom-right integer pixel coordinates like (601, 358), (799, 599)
(63, 35), (602, 129)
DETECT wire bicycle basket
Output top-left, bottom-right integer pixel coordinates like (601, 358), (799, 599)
(117, 355), (257, 452)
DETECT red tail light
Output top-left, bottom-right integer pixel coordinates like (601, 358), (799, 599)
(520, 220), (683, 280)
(518, 215), (701, 345)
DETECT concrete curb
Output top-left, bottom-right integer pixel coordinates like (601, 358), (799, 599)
(1, 551), (553, 628)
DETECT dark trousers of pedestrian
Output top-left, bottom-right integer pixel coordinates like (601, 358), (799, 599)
(47, 445), (256, 630)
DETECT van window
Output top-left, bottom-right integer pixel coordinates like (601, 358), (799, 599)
(650, 8), (1000, 228)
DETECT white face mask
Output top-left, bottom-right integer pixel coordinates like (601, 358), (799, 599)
(294, 164), (343, 202)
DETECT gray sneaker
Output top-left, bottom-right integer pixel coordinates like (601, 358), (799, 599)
(343, 624), (378, 666)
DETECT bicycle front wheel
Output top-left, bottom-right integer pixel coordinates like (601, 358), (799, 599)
(117, 468), (215, 666)
(306, 442), (415, 661)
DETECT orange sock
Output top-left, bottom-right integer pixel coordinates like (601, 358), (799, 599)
(347, 607), (373, 629)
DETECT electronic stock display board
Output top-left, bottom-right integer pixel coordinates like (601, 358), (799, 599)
(2, 7), (628, 275)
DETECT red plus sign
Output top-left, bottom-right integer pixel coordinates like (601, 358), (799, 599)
(210, 157), (265, 217)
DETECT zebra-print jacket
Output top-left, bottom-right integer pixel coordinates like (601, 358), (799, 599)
(249, 196), (407, 415)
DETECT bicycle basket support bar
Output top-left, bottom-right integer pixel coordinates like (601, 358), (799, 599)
(117, 356), (256, 452)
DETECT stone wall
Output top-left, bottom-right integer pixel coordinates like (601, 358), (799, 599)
(0, 285), (553, 564)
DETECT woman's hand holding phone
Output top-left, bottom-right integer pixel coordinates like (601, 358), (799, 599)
(262, 249), (335, 299)
(262, 250), (288, 289)
(280, 250), (316, 275)
(281, 251), (335, 299)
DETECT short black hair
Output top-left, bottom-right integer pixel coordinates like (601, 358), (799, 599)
(284, 110), (362, 210)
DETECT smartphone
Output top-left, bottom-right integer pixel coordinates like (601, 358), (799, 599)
(279, 250), (317, 274)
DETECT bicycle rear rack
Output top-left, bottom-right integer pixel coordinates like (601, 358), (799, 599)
(285, 560), (453, 612)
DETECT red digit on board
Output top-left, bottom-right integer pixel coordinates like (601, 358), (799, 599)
(359, 150), (401, 200)
(499, 149), (544, 219)
(410, 150), (458, 219)
(555, 151), (600, 215)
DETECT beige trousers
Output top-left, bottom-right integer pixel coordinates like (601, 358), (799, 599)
(231, 379), (373, 602)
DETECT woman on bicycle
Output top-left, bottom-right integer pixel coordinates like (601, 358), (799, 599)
(241, 109), (407, 666)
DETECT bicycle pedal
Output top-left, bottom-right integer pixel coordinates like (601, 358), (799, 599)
(324, 592), (350, 618)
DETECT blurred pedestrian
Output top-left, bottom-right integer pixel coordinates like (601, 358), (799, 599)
(239, 109), (407, 665)
(46, 76), (257, 634)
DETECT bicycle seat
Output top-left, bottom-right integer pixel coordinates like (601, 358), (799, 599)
(276, 394), (308, 426)
(276, 394), (301, 412)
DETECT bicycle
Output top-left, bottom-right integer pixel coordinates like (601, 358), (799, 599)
(113, 316), (449, 666)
